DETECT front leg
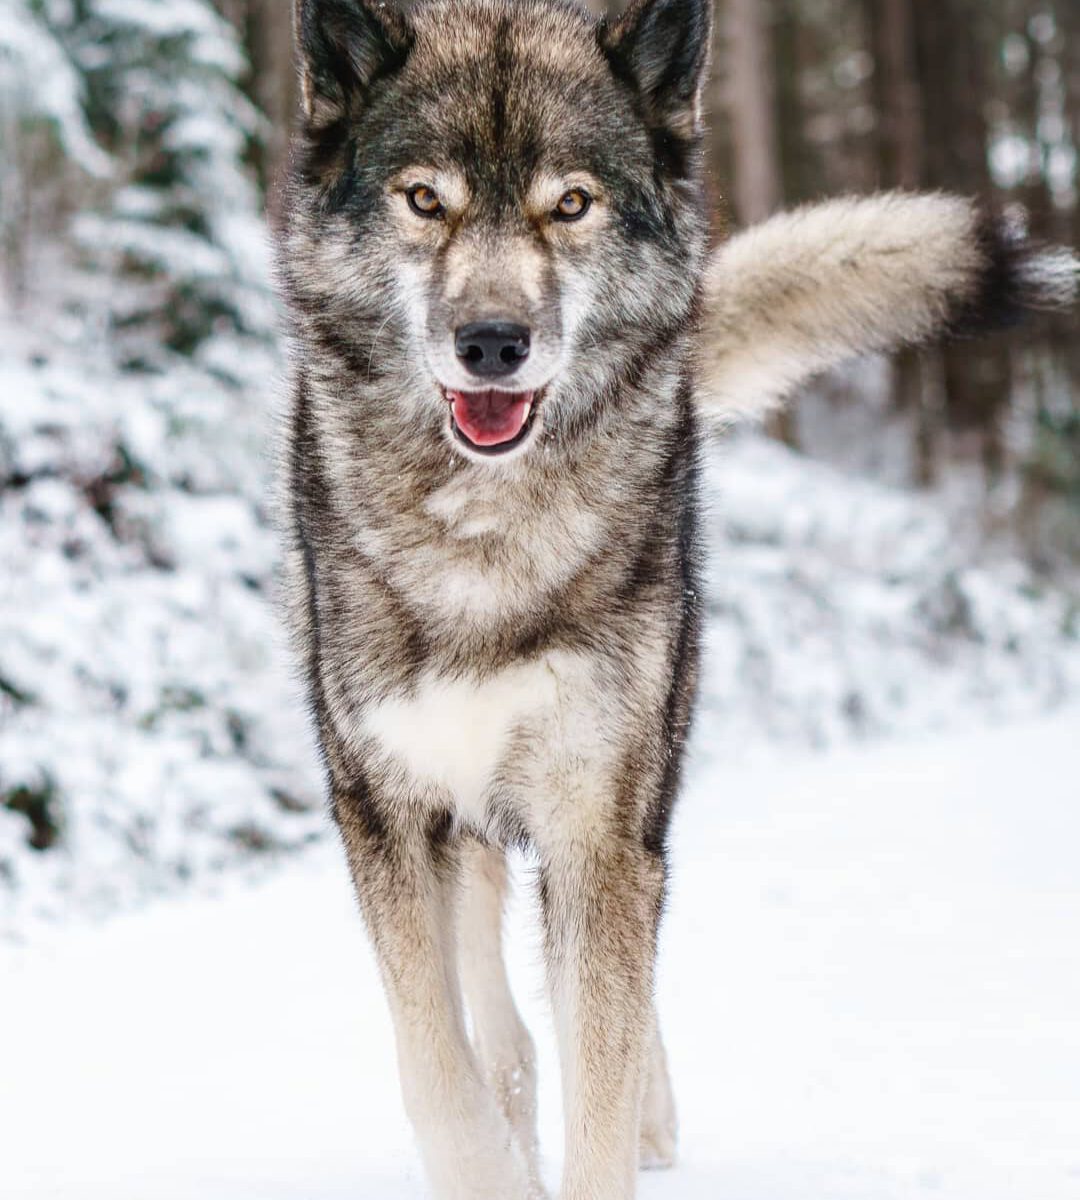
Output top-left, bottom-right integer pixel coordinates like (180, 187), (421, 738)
(538, 822), (666, 1200)
(335, 782), (533, 1200)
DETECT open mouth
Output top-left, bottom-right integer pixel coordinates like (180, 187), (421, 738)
(445, 388), (540, 456)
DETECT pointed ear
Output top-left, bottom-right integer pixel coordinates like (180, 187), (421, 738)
(598, 0), (712, 138)
(295, 0), (412, 125)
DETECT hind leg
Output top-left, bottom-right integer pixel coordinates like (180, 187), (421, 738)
(336, 789), (533, 1200)
(459, 841), (547, 1197)
(639, 1010), (677, 1170)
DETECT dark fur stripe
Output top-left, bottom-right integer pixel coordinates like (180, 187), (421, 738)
(949, 210), (1071, 337)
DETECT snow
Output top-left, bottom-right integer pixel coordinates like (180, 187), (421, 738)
(3, 708), (1079, 1199)
(698, 435), (1080, 755)
(0, 314), (325, 931)
(0, 0), (112, 178)
(90, 0), (248, 77)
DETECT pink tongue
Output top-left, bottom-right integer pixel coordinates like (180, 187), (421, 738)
(449, 389), (534, 447)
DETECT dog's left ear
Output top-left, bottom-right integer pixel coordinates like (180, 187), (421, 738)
(598, 0), (712, 139)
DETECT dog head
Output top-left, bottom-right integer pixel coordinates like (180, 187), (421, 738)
(284, 0), (711, 464)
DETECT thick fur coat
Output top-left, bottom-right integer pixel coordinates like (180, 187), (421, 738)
(276, 1), (1078, 1197)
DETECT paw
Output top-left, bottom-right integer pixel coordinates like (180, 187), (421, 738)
(417, 1086), (537, 1200)
(429, 1144), (535, 1200)
(639, 1025), (678, 1171)
(639, 1121), (677, 1171)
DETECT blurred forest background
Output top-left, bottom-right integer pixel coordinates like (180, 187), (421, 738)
(8, 0), (1079, 550)
(1, 0), (1078, 930)
(710, 0), (1080, 557)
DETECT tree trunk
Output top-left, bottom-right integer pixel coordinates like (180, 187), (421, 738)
(725, 0), (782, 225)
(914, 0), (1012, 484)
(867, 0), (922, 189)
(212, 0), (298, 206)
(725, 0), (794, 444)
(863, 0), (941, 485)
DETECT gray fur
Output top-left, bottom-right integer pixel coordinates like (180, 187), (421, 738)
(276, 2), (1077, 1197)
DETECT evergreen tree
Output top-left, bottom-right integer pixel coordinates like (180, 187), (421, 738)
(3, 0), (272, 362)
(0, 0), (110, 295)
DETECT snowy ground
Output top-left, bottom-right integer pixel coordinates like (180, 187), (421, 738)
(4, 708), (1079, 1200)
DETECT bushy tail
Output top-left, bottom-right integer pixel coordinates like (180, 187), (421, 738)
(698, 192), (1079, 421)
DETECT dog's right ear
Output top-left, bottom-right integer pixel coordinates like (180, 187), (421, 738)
(598, 0), (712, 140)
(294, 0), (412, 125)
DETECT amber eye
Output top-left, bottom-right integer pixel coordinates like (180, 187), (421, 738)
(407, 184), (445, 219)
(553, 188), (591, 222)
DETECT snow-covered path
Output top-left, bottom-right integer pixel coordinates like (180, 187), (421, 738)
(4, 711), (1080, 1200)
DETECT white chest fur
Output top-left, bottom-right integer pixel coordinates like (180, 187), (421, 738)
(360, 654), (582, 825)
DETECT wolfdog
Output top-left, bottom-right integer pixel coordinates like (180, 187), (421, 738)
(276, 0), (1078, 1196)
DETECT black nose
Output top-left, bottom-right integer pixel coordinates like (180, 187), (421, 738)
(455, 321), (531, 378)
